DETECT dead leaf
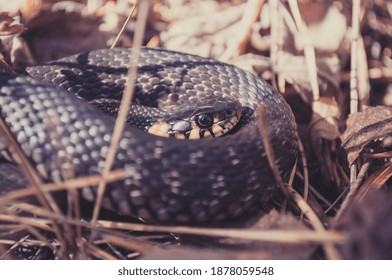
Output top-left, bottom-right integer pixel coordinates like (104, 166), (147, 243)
(160, 3), (246, 58)
(21, 3), (106, 63)
(340, 106), (392, 165)
(0, 12), (24, 36)
(355, 162), (392, 203)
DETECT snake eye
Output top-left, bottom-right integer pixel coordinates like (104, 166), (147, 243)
(195, 113), (213, 128)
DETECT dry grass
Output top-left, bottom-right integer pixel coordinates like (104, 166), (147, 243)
(0, 0), (391, 260)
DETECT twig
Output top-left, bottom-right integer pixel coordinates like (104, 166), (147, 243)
(256, 105), (288, 198)
(1, 206), (345, 245)
(348, 0), (362, 191)
(100, 233), (155, 253)
(91, 0), (150, 226)
(355, 162), (392, 203)
(0, 238), (60, 247)
(334, 161), (370, 222)
(297, 139), (309, 220)
(110, 0), (139, 49)
(286, 186), (341, 259)
(0, 118), (64, 245)
(269, 0), (280, 90)
(256, 104), (340, 257)
(0, 212), (56, 255)
(47, 116), (82, 253)
(82, 240), (118, 260)
(0, 235), (30, 260)
(219, 0), (265, 61)
(295, 172), (334, 209)
(0, 213), (52, 232)
(98, 220), (346, 245)
(297, 139), (309, 203)
(349, 0), (361, 114)
(324, 188), (348, 215)
(0, 169), (128, 203)
(288, 0), (319, 101)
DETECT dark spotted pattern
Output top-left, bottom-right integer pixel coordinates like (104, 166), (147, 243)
(0, 48), (297, 224)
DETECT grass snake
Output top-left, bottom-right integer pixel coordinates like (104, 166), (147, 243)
(0, 48), (298, 224)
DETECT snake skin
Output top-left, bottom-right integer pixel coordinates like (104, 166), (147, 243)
(0, 48), (298, 224)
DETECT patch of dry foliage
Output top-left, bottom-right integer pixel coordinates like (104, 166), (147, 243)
(0, 0), (391, 260)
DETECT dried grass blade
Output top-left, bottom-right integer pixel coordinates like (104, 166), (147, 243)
(91, 0), (150, 225)
(98, 220), (345, 245)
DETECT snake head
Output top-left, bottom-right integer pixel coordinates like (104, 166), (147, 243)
(148, 99), (243, 139)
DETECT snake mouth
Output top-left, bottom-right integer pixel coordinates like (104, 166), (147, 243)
(147, 100), (243, 139)
(88, 98), (243, 139)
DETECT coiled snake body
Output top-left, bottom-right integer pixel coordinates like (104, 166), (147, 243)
(0, 48), (297, 224)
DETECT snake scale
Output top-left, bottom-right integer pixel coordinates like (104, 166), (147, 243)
(0, 48), (298, 224)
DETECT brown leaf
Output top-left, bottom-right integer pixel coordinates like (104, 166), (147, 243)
(160, 3), (245, 58)
(22, 4), (105, 63)
(340, 106), (392, 165)
(0, 12), (24, 36)
(355, 162), (392, 203)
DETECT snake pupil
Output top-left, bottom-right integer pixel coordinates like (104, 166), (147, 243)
(196, 113), (213, 128)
